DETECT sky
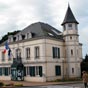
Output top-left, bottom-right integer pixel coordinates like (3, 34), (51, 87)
(0, 0), (88, 58)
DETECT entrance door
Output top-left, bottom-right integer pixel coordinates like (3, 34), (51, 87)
(11, 68), (17, 80)
(11, 59), (24, 81)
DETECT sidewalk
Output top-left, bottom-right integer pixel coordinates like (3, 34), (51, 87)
(0, 80), (82, 87)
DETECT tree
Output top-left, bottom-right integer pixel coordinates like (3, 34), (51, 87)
(0, 30), (20, 44)
(81, 54), (88, 76)
(84, 54), (88, 62)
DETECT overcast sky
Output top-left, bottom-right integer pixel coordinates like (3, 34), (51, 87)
(0, 0), (88, 58)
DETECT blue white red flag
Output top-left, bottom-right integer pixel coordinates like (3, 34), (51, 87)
(5, 42), (9, 50)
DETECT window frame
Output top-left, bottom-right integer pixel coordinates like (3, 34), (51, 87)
(55, 65), (61, 76)
(52, 47), (60, 58)
(35, 46), (40, 59)
(26, 47), (30, 59)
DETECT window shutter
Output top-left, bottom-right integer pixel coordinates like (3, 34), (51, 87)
(32, 66), (35, 76)
(0, 68), (2, 76)
(58, 48), (60, 58)
(24, 67), (26, 76)
(4, 67), (8, 76)
(53, 47), (55, 58)
(39, 66), (42, 77)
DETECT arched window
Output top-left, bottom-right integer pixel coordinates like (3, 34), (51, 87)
(16, 48), (21, 58)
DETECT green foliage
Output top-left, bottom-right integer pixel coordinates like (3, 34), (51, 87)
(14, 84), (23, 87)
(0, 30), (20, 44)
(84, 54), (88, 62)
(5, 83), (14, 86)
(0, 82), (4, 87)
(81, 54), (88, 74)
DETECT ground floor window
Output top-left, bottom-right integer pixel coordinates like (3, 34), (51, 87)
(0, 67), (10, 76)
(55, 65), (61, 76)
(24, 66), (43, 77)
(0, 68), (2, 75)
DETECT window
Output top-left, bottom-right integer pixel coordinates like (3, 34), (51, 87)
(68, 24), (72, 30)
(68, 24), (72, 27)
(55, 66), (61, 76)
(52, 47), (60, 58)
(2, 52), (5, 61)
(29, 66), (42, 77)
(35, 47), (40, 58)
(72, 68), (74, 74)
(71, 49), (73, 56)
(18, 35), (19, 40)
(77, 50), (79, 56)
(24, 66), (29, 76)
(27, 33), (29, 39)
(36, 66), (42, 77)
(70, 36), (72, 40)
(16, 48), (21, 58)
(26, 48), (30, 59)
(3, 67), (9, 76)
(75, 24), (78, 30)
(29, 66), (35, 76)
(0, 68), (2, 76)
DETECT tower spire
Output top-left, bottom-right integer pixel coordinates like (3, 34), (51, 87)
(61, 4), (79, 25)
(68, 2), (70, 7)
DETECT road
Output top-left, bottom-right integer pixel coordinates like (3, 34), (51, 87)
(16, 83), (84, 88)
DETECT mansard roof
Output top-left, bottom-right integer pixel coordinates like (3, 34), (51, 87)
(61, 5), (79, 25)
(20, 22), (63, 40)
(0, 22), (64, 45)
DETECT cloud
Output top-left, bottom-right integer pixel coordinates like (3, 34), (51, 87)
(0, 0), (87, 57)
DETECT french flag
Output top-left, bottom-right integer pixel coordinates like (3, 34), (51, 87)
(3, 42), (10, 55)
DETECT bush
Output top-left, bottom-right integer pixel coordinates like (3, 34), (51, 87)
(14, 84), (23, 87)
(5, 83), (14, 86)
(0, 82), (4, 87)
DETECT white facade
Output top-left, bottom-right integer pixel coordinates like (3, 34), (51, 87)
(0, 6), (82, 82)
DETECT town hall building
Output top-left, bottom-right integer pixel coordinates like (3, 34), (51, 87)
(0, 5), (82, 82)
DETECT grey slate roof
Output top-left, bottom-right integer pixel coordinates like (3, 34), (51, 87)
(20, 22), (63, 40)
(61, 5), (79, 25)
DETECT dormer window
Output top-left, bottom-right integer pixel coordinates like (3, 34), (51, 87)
(27, 33), (29, 39)
(13, 37), (16, 42)
(18, 35), (19, 40)
(21, 34), (25, 40)
(26, 32), (32, 39)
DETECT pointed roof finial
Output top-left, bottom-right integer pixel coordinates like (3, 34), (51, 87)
(68, 2), (70, 7)
(61, 4), (79, 25)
